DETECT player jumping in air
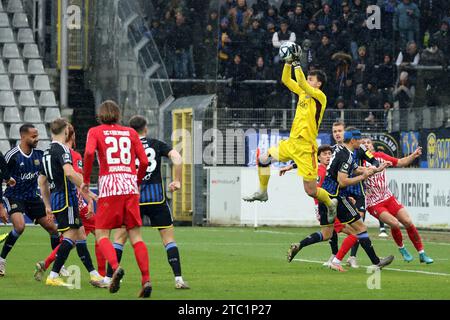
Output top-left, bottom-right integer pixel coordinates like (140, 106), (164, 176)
(243, 44), (338, 222)
(0, 124), (61, 277)
(362, 137), (433, 264)
(34, 123), (104, 286)
(98, 115), (190, 290)
(287, 129), (395, 271)
(38, 119), (97, 287)
(81, 100), (151, 297)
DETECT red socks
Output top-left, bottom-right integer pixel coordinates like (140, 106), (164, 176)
(133, 241), (150, 285)
(44, 244), (60, 270)
(406, 225), (423, 251)
(98, 238), (119, 271)
(390, 227), (404, 247)
(95, 242), (106, 277)
(336, 234), (358, 261)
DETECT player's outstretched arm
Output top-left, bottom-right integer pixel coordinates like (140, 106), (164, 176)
(168, 149), (182, 192)
(293, 63), (326, 102)
(337, 170), (369, 188)
(281, 63), (302, 95)
(397, 147), (422, 167)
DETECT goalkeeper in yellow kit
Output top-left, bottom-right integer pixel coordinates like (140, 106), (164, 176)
(243, 43), (337, 219)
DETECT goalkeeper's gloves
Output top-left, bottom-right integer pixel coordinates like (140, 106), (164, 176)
(291, 60), (301, 68)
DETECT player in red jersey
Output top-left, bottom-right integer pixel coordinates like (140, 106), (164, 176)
(34, 123), (105, 286)
(362, 137), (433, 264)
(81, 100), (151, 297)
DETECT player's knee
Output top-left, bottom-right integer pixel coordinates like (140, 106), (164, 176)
(258, 154), (272, 167)
(304, 186), (316, 198)
(14, 225), (25, 235)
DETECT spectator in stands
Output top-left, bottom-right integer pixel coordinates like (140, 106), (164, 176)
(338, 1), (355, 30)
(365, 81), (382, 123)
(383, 100), (394, 131)
(332, 96), (347, 122)
(376, 53), (397, 102)
(299, 39), (316, 71)
(352, 0), (367, 15)
(433, 20), (450, 62)
(420, 38), (447, 106)
(393, 71), (415, 109)
(316, 34), (336, 75)
(289, 3), (309, 41)
(279, 0), (298, 19)
(381, 0), (399, 40)
(252, 0), (270, 19)
(228, 6), (251, 53)
(419, 0), (443, 43)
(313, 3), (334, 33)
(225, 53), (251, 125)
(166, 11), (193, 78)
(272, 19), (296, 64)
(203, 10), (219, 78)
(304, 20), (322, 50)
(148, 18), (167, 55)
(331, 20), (351, 53)
(395, 40), (420, 85)
(304, 0), (322, 20)
(246, 18), (267, 66)
(220, 0), (236, 18)
(393, 0), (420, 49)
(264, 22), (277, 66)
(218, 17), (234, 77)
(251, 56), (274, 125)
(331, 52), (353, 105)
(263, 5), (280, 30)
(352, 45), (373, 88)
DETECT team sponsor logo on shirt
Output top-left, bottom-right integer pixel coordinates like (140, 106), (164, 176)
(34, 159), (40, 166)
(63, 153), (70, 160)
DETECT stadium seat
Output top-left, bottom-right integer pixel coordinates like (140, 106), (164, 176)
(12, 12), (28, 28)
(37, 139), (50, 151)
(3, 43), (21, 58)
(0, 27), (14, 43)
(6, 0), (24, 13)
(0, 13), (10, 27)
(0, 1), (4, 12)
(3, 106), (22, 123)
(39, 91), (57, 107)
(33, 75), (51, 91)
(27, 59), (45, 74)
(17, 28), (34, 43)
(18, 90), (37, 106)
(44, 107), (61, 123)
(0, 60), (6, 74)
(22, 43), (40, 59)
(24, 107), (41, 122)
(0, 140), (11, 154)
(0, 90), (16, 106)
(0, 123), (7, 139)
(0, 75), (11, 90)
(13, 74), (31, 90)
(8, 59), (26, 74)
(8, 123), (21, 140)
(33, 123), (48, 139)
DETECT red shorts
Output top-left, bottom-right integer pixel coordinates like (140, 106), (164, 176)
(368, 196), (404, 219)
(80, 206), (96, 236)
(334, 218), (345, 233)
(95, 194), (142, 230)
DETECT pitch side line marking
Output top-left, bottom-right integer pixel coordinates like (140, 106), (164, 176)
(293, 258), (450, 276)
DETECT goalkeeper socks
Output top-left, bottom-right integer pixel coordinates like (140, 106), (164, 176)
(98, 238), (119, 271)
(50, 233), (61, 250)
(316, 188), (333, 207)
(329, 231), (338, 255)
(406, 225), (424, 252)
(52, 238), (74, 274)
(133, 241), (150, 285)
(390, 227), (404, 247)
(357, 232), (380, 265)
(336, 234), (357, 261)
(106, 243), (124, 278)
(76, 240), (95, 273)
(0, 229), (21, 259)
(95, 242), (106, 277)
(299, 232), (324, 249)
(257, 166), (270, 192)
(166, 242), (182, 277)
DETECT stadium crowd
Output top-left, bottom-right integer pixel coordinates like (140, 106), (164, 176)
(147, 0), (450, 126)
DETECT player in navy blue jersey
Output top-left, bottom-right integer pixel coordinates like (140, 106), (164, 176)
(0, 152), (16, 244)
(99, 115), (189, 290)
(0, 124), (61, 277)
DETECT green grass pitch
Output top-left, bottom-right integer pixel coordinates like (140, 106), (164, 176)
(0, 225), (449, 300)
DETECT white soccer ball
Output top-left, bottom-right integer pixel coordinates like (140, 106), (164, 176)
(279, 41), (302, 62)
